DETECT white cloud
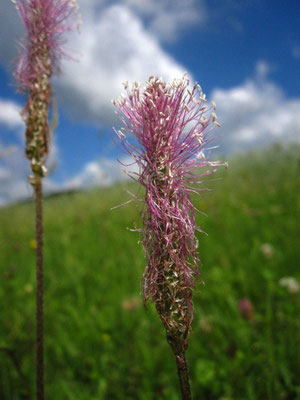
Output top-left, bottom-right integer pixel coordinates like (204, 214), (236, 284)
(0, 99), (23, 128)
(211, 65), (300, 153)
(65, 160), (111, 189)
(0, 142), (135, 207)
(57, 4), (186, 124)
(0, 99), (29, 205)
(62, 156), (137, 190)
(122, 0), (204, 41)
(0, 141), (32, 206)
(78, 0), (204, 41)
(2, 62), (300, 206)
(0, 108), (59, 207)
(0, 1), (22, 65)
(1, 2), (300, 206)
(0, 1), (189, 126)
(0, 0), (191, 205)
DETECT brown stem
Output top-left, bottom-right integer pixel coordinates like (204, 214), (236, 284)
(0, 347), (33, 400)
(34, 177), (44, 400)
(174, 351), (192, 400)
(166, 335), (192, 400)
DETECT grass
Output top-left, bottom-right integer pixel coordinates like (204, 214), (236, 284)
(0, 144), (299, 399)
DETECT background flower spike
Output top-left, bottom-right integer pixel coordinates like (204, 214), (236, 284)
(13, 1), (80, 399)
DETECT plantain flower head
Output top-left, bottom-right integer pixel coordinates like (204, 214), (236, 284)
(114, 75), (225, 352)
(13, 0), (80, 178)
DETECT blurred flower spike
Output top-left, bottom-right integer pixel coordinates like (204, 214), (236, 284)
(238, 298), (255, 321)
(113, 75), (226, 352)
(13, 0), (80, 179)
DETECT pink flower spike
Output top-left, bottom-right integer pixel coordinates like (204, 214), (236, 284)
(13, 0), (79, 178)
(114, 76), (225, 350)
(14, 0), (80, 91)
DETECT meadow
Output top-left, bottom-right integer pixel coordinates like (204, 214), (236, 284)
(0, 144), (299, 400)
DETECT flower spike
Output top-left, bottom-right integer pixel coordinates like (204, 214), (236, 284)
(13, 0), (79, 179)
(114, 75), (225, 398)
(114, 75), (225, 347)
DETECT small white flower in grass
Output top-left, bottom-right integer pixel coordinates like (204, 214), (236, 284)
(260, 243), (274, 258)
(279, 277), (300, 293)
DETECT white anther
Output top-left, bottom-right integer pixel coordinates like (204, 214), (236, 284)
(118, 130), (126, 137)
(149, 99), (156, 108)
(197, 151), (205, 159)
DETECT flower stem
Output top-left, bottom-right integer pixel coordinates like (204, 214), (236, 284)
(174, 351), (192, 400)
(167, 335), (192, 400)
(34, 177), (44, 400)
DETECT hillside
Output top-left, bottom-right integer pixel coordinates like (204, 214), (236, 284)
(0, 145), (299, 399)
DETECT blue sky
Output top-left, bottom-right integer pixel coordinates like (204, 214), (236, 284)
(0, 0), (300, 205)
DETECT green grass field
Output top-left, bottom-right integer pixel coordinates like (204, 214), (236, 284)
(0, 145), (299, 399)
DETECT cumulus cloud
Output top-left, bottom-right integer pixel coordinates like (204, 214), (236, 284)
(65, 160), (112, 189)
(1, 1), (189, 126)
(0, 98), (59, 207)
(1, 0), (199, 126)
(57, 4), (186, 124)
(1, 2), (300, 206)
(122, 0), (204, 41)
(0, 1), (22, 65)
(0, 140), (31, 206)
(0, 144), (134, 207)
(2, 66), (300, 206)
(0, 99), (23, 128)
(211, 65), (300, 153)
(64, 156), (135, 190)
(64, 65), (300, 195)
(0, 0), (193, 205)
(2, 70), (300, 206)
(77, 0), (204, 42)
(0, 140), (62, 206)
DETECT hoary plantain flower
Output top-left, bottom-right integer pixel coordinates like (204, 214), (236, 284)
(14, 0), (80, 178)
(113, 75), (226, 399)
(13, 1), (79, 398)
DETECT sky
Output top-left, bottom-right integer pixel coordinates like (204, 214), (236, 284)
(0, 0), (300, 206)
